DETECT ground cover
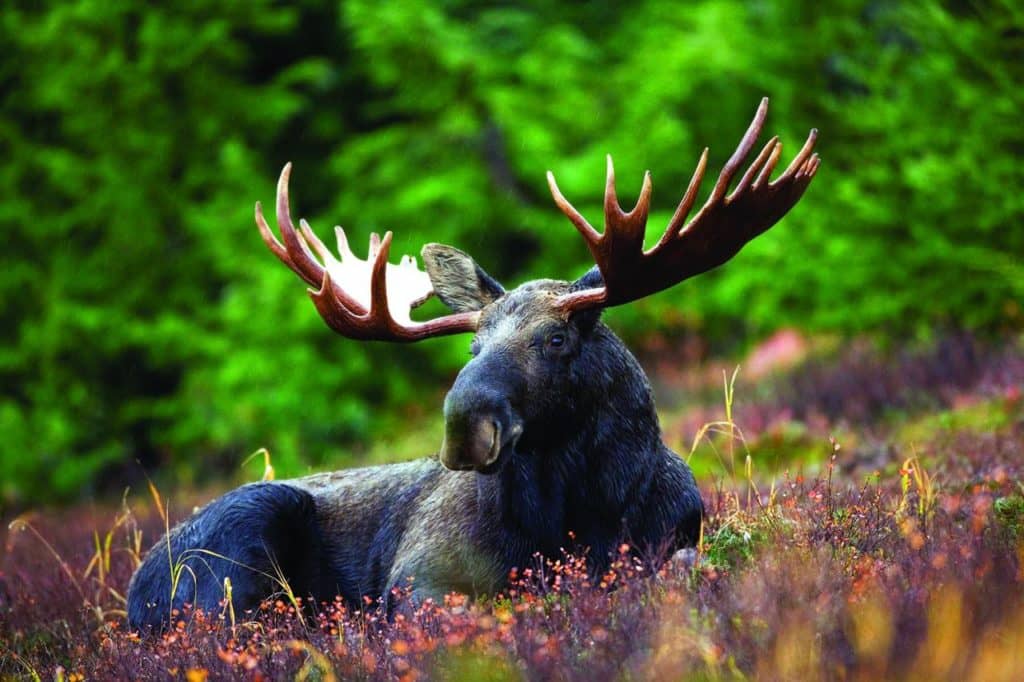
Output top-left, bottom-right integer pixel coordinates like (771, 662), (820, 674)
(2, 334), (1022, 680)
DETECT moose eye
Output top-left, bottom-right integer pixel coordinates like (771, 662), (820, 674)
(548, 333), (565, 348)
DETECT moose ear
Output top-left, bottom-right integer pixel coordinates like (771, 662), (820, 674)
(421, 243), (505, 313)
(571, 266), (604, 293)
(568, 266), (604, 334)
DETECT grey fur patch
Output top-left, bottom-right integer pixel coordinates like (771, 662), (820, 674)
(421, 243), (504, 313)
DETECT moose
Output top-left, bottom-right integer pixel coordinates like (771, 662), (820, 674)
(127, 98), (818, 630)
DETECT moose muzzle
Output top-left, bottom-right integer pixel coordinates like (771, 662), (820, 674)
(439, 359), (524, 473)
(440, 416), (502, 471)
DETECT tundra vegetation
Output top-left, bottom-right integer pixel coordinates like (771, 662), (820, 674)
(2, 0), (1022, 679)
(3, 335), (1023, 679)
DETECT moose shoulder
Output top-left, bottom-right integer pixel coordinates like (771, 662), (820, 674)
(127, 98), (819, 630)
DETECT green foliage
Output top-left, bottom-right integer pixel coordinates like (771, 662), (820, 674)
(0, 1), (313, 502)
(1, 0), (1021, 505)
(994, 491), (1024, 542)
(702, 523), (768, 572)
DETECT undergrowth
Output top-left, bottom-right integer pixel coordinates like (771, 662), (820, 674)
(1, 344), (1023, 680)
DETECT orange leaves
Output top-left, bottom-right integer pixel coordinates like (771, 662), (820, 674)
(184, 668), (208, 682)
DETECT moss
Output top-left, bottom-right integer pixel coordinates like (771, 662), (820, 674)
(702, 523), (768, 572)
(993, 493), (1024, 541)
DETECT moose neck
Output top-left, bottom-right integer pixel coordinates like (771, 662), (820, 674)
(480, 323), (663, 558)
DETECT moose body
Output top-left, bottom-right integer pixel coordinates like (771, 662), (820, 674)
(127, 99), (818, 630)
(127, 282), (703, 628)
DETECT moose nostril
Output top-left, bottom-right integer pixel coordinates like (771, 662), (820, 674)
(480, 418), (501, 465)
(439, 414), (501, 470)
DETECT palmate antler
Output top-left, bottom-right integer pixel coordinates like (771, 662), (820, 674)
(257, 98), (819, 341)
(256, 164), (480, 341)
(548, 97), (820, 311)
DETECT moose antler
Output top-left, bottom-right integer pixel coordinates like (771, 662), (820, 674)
(256, 163), (480, 341)
(548, 97), (820, 311)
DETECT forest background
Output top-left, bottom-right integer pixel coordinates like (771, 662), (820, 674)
(1, 0), (1021, 511)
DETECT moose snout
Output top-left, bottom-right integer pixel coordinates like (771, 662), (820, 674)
(440, 381), (523, 473)
(440, 416), (502, 471)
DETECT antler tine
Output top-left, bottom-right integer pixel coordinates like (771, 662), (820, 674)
(299, 218), (332, 262)
(255, 201), (292, 267)
(368, 231), (394, 324)
(806, 154), (822, 177)
(774, 128), (819, 185)
(659, 147), (709, 248)
(273, 163), (329, 288)
(603, 155), (652, 250)
(596, 157), (652, 296)
(547, 171), (601, 243)
(368, 232), (382, 260)
(334, 226), (356, 261)
(708, 96), (769, 204)
(753, 139), (784, 189)
(603, 155), (620, 219)
(730, 136), (779, 201)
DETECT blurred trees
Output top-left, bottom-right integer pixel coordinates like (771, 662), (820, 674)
(1, 0), (1021, 507)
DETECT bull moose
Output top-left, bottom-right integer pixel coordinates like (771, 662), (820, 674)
(127, 98), (819, 629)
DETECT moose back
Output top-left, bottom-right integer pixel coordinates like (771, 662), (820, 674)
(127, 99), (819, 629)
